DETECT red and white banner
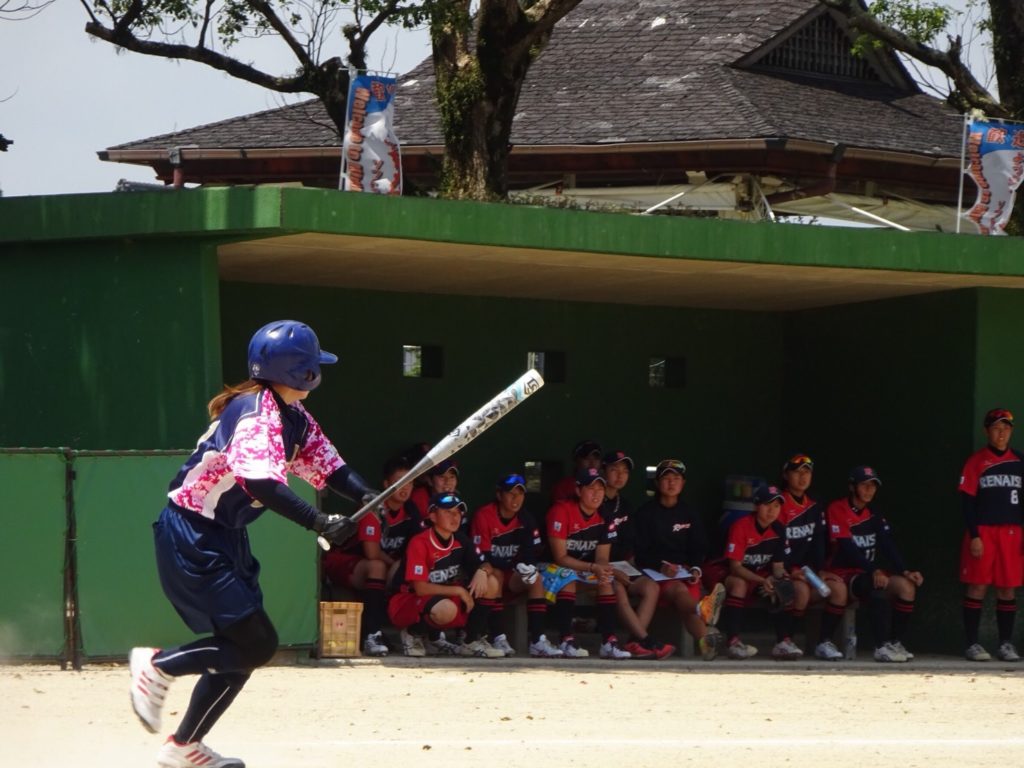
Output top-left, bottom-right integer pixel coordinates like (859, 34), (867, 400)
(961, 116), (1024, 235)
(341, 73), (402, 195)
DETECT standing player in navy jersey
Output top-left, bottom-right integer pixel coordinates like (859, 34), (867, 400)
(471, 473), (559, 656)
(826, 466), (924, 663)
(779, 454), (848, 661)
(719, 484), (795, 660)
(388, 492), (505, 658)
(322, 455), (424, 656)
(129, 320), (377, 768)
(545, 467), (632, 658)
(959, 408), (1023, 662)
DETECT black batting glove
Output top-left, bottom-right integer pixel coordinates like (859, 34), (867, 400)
(314, 513), (358, 546)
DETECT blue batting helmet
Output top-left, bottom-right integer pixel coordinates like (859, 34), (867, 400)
(247, 320), (337, 391)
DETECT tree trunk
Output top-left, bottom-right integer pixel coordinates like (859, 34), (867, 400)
(430, 0), (579, 201)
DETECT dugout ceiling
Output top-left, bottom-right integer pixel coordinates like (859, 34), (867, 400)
(3, 186), (1024, 313)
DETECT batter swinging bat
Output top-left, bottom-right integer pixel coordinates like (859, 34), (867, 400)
(318, 368), (545, 550)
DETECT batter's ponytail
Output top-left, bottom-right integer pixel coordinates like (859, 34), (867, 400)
(207, 379), (265, 419)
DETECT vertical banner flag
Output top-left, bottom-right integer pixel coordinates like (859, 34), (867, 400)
(341, 73), (402, 194)
(962, 116), (1024, 235)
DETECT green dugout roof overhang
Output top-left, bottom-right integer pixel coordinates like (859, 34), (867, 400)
(3, 186), (1023, 311)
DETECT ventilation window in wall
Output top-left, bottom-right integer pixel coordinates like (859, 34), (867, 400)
(527, 350), (566, 383)
(649, 356), (686, 388)
(523, 460), (562, 496)
(402, 344), (444, 378)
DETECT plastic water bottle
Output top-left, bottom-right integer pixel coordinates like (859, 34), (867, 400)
(802, 566), (831, 597)
(844, 621), (857, 660)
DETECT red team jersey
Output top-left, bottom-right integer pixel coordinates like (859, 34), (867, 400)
(396, 528), (484, 592)
(547, 500), (615, 563)
(779, 491), (827, 571)
(959, 447), (1024, 531)
(470, 502), (542, 571)
(346, 499), (423, 559)
(725, 514), (787, 576)
(826, 498), (906, 575)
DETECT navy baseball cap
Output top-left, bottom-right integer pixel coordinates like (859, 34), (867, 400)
(573, 439), (602, 459)
(654, 459), (687, 479)
(849, 466), (882, 486)
(428, 492), (467, 513)
(601, 450), (634, 470)
(783, 454), (814, 472)
(428, 458), (459, 477)
(497, 473), (527, 491)
(984, 408), (1014, 428)
(753, 484), (785, 505)
(575, 467), (607, 487)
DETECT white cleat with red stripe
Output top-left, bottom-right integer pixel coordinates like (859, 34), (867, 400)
(130, 647), (173, 733)
(157, 736), (245, 768)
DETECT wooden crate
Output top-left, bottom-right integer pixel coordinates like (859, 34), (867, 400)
(318, 601), (363, 658)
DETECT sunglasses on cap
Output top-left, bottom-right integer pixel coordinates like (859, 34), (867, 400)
(986, 409), (1014, 426)
(498, 473), (526, 488)
(429, 493), (468, 513)
(655, 459), (687, 477)
(784, 454), (814, 469)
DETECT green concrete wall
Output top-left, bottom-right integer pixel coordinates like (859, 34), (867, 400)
(0, 240), (221, 449)
(219, 283), (785, 519)
(783, 290), (979, 653)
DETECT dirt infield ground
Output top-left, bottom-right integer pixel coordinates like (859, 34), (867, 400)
(5, 655), (1024, 768)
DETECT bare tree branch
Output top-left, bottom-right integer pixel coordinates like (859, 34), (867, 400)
(820, 0), (1008, 117)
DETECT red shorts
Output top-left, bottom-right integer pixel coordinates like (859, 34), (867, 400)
(322, 551), (362, 588)
(960, 525), (1024, 588)
(656, 579), (702, 607)
(387, 591), (469, 630)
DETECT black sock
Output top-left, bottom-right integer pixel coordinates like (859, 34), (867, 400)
(869, 592), (889, 647)
(963, 597), (983, 646)
(819, 603), (845, 645)
(466, 603), (490, 641)
(554, 593), (575, 638)
(596, 594), (618, 642)
(997, 599), (1017, 645)
(360, 578), (386, 635)
(174, 670), (250, 744)
(721, 596), (745, 641)
(890, 598), (914, 643)
(527, 598), (549, 642)
(483, 598), (505, 638)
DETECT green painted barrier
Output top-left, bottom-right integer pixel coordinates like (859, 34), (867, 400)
(0, 452), (67, 659)
(74, 454), (318, 659)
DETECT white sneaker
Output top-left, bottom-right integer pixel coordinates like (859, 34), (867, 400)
(400, 628), (426, 657)
(491, 633), (516, 656)
(727, 640), (758, 660)
(363, 631), (388, 657)
(529, 634), (564, 658)
(771, 638), (804, 660)
(599, 635), (632, 659)
(130, 647), (172, 733)
(559, 638), (590, 658)
(997, 641), (1021, 661)
(157, 736), (244, 768)
(873, 641), (908, 662)
(892, 640), (915, 661)
(459, 638), (506, 658)
(424, 632), (461, 656)
(966, 643), (992, 661)
(814, 640), (844, 661)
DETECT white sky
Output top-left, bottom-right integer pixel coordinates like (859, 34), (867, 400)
(0, 0), (993, 198)
(0, 0), (430, 196)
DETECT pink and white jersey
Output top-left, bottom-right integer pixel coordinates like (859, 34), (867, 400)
(168, 388), (344, 528)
